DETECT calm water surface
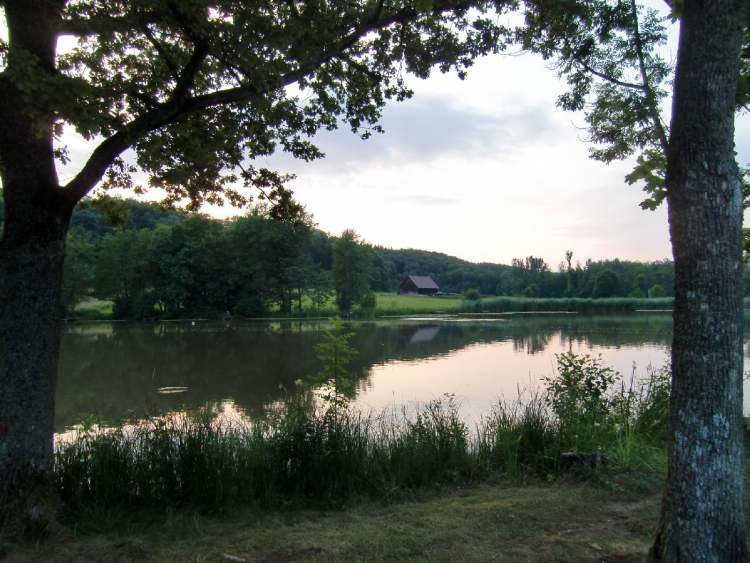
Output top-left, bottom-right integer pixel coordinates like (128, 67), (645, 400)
(55, 313), (749, 434)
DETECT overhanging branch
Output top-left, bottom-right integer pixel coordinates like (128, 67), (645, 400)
(61, 0), (472, 204)
(574, 55), (646, 91)
(58, 11), (163, 36)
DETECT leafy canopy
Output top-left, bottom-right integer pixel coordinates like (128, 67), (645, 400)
(1, 1), (513, 213)
(518, 0), (671, 210)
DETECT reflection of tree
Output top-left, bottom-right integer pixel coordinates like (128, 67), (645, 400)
(512, 332), (552, 355)
(56, 315), (675, 432)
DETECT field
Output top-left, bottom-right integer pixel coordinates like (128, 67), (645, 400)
(69, 297), (114, 320)
(373, 292), (463, 314)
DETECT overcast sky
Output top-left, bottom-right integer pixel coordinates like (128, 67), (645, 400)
(50, 3), (750, 268)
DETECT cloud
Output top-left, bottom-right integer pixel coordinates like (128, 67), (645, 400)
(388, 194), (460, 206)
(262, 93), (561, 176)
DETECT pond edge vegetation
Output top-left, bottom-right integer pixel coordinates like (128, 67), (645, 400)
(47, 350), (671, 529)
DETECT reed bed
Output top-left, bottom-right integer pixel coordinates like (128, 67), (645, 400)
(56, 355), (670, 517)
(461, 297), (674, 314)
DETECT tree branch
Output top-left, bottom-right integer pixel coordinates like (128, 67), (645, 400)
(141, 25), (180, 83)
(58, 11), (163, 36)
(62, 0), (467, 204)
(629, 0), (669, 153)
(170, 42), (209, 104)
(573, 55), (646, 90)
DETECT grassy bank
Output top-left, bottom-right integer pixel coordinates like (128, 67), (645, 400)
(52, 354), (669, 518)
(372, 292), (463, 315)
(70, 294), (678, 321)
(461, 296), (674, 314)
(6, 354), (672, 561)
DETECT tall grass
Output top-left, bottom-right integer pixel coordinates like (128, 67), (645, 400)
(55, 356), (670, 517)
(462, 296), (674, 314)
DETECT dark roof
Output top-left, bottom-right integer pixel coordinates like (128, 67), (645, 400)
(404, 275), (439, 290)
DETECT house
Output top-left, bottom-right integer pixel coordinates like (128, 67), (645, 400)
(399, 275), (439, 296)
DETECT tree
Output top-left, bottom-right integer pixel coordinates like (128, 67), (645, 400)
(0, 0), (511, 529)
(520, 0), (748, 558)
(463, 287), (481, 300)
(332, 229), (372, 315)
(592, 269), (619, 298)
(648, 283), (665, 299)
(650, 2), (747, 558)
(60, 230), (96, 315)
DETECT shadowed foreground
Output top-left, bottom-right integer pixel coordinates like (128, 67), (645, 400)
(6, 477), (662, 562)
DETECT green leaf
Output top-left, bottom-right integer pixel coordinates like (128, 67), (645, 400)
(415, 0), (434, 14)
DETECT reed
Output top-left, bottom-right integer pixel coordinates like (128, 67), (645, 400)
(56, 355), (670, 518)
(461, 297), (674, 314)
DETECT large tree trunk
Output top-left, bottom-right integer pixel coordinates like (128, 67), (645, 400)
(0, 0), (71, 536)
(0, 199), (70, 536)
(650, 0), (748, 560)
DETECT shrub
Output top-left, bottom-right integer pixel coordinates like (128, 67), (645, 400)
(463, 288), (481, 301)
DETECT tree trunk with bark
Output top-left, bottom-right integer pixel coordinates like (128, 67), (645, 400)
(0, 202), (70, 536)
(0, 0), (72, 536)
(650, 0), (748, 560)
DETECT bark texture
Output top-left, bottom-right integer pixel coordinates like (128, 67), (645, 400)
(0, 0), (71, 536)
(650, 0), (748, 560)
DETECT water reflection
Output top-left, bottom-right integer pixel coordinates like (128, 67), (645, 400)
(57, 314), (688, 433)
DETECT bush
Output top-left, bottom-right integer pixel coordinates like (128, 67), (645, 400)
(462, 288), (481, 301)
(543, 353), (617, 450)
(648, 284), (666, 298)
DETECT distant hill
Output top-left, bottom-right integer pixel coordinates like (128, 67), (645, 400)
(371, 247), (511, 295)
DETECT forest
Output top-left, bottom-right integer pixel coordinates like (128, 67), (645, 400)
(3, 194), (702, 319)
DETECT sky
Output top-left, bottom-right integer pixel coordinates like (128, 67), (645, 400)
(41, 4), (750, 268)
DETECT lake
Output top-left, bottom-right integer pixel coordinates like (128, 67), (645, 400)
(55, 313), (749, 435)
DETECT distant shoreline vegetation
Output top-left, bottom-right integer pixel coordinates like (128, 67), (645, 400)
(461, 296), (675, 315)
(70, 294), (681, 321)
(40, 195), (750, 322)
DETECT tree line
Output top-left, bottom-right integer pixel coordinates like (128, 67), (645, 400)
(25, 196), (713, 320)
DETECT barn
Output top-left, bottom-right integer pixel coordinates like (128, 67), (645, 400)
(399, 275), (439, 296)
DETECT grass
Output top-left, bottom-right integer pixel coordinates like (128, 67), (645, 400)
(373, 292), (463, 315)
(68, 293), (684, 321)
(1, 355), (675, 561)
(462, 296), (674, 314)
(51, 355), (669, 518)
(70, 297), (114, 320)
(5, 476), (663, 562)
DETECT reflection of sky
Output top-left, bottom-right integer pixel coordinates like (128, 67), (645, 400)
(54, 317), (750, 435)
(355, 338), (673, 425)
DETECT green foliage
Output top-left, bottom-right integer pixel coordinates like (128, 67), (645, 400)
(462, 287), (481, 301)
(518, 0), (671, 208)
(648, 284), (666, 298)
(358, 290), (377, 317)
(523, 283), (540, 298)
(332, 229), (372, 315)
(55, 354), (671, 515)
(312, 328), (358, 413)
(544, 353), (617, 448)
(592, 269), (620, 298)
(5, 1), (514, 214)
(57, 198), (688, 314)
(462, 296), (673, 314)
(61, 230), (97, 315)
